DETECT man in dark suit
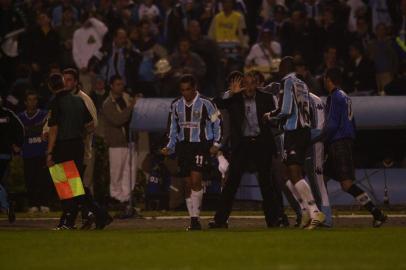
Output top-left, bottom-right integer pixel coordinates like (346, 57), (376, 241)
(209, 71), (284, 228)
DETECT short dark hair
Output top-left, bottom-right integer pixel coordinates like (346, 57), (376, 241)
(244, 70), (259, 83)
(325, 68), (342, 86)
(24, 90), (38, 101)
(280, 56), (295, 73)
(63, 68), (79, 81)
(109, 75), (123, 85)
(179, 74), (197, 88)
(250, 70), (265, 86)
(48, 73), (65, 91)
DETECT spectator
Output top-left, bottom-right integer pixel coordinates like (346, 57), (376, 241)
(208, 0), (249, 50)
(187, 20), (223, 96)
(344, 42), (376, 94)
(393, 0), (406, 59)
(295, 58), (321, 95)
(20, 11), (60, 88)
(138, 0), (161, 23)
(169, 37), (206, 82)
(198, 0), (221, 35)
(384, 62), (406, 96)
(369, 0), (393, 30)
(154, 58), (178, 97)
(133, 20), (167, 97)
(52, 0), (79, 27)
(18, 91), (52, 214)
(346, 0), (366, 32)
(89, 75), (109, 114)
(262, 4), (288, 41)
(319, 6), (347, 56)
(315, 46), (343, 77)
(280, 10), (321, 71)
(56, 6), (80, 68)
(245, 27), (281, 79)
(160, 0), (187, 53)
(101, 75), (137, 218)
(368, 23), (399, 95)
(73, 15), (108, 93)
(348, 16), (375, 51)
(90, 28), (142, 93)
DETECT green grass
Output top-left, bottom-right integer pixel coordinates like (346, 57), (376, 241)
(1, 228), (406, 270)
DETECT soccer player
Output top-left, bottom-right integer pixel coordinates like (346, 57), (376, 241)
(264, 56), (325, 229)
(161, 74), (222, 230)
(318, 68), (387, 227)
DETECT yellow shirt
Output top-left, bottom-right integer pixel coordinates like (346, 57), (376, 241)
(212, 11), (242, 43)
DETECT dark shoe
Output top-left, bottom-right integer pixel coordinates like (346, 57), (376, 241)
(53, 225), (76, 231)
(95, 212), (113, 230)
(208, 220), (228, 229)
(6, 203), (15, 224)
(373, 211), (388, 228)
(80, 212), (96, 230)
(187, 217), (202, 231)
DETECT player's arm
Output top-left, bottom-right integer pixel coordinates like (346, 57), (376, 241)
(162, 103), (178, 155)
(314, 95), (342, 143)
(46, 102), (59, 167)
(274, 79), (293, 120)
(9, 110), (25, 153)
(205, 100), (222, 154)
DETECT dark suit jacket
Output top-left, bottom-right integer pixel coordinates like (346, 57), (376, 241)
(214, 90), (277, 155)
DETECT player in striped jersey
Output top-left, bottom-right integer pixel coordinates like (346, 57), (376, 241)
(265, 57), (325, 229)
(161, 74), (222, 230)
(306, 93), (333, 227)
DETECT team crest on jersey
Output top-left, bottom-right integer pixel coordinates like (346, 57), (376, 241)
(193, 110), (201, 119)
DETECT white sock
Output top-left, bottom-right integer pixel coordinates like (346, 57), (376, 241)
(190, 189), (203, 218)
(295, 179), (320, 218)
(185, 197), (193, 217)
(286, 180), (308, 213)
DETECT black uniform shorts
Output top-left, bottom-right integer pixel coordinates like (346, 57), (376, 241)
(283, 128), (310, 166)
(324, 139), (355, 182)
(175, 142), (210, 177)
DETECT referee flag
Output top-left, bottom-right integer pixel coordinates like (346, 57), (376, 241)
(49, 161), (85, 200)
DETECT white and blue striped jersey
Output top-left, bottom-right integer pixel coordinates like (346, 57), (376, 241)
(166, 93), (222, 150)
(309, 93), (325, 140)
(271, 73), (311, 131)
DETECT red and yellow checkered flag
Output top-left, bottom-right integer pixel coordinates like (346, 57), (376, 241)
(49, 161), (85, 200)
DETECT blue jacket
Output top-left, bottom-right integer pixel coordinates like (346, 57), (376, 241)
(324, 88), (356, 143)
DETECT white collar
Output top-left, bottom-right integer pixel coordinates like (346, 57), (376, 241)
(24, 109), (40, 120)
(282, 72), (296, 80)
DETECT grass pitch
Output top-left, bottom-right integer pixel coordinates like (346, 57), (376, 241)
(1, 227), (405, 270)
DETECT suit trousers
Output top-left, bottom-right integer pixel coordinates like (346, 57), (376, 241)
(214, 137), (284, 226)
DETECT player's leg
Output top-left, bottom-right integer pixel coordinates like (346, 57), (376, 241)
(188, 170), (203, 230)
(332, 140), (387, 227)
(286, 179), (310, 228)
(310, 142), (333, 227)
(285, 129), (324, 229)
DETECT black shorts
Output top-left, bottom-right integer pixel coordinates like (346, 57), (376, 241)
(324, 139), (355, 182)
(283, 128), (310, 166)
(175, 142), (210, 177)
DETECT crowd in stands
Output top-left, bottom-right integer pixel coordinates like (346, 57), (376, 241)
(1, 0), (405, 105)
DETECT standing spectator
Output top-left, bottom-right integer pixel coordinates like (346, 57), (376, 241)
(102, 75), (138, 218)
(295, 59), (321, 95)
(280, 10), (321, 71)
(208, 0), (249, 50)
(169, 37), (206, 83)
(368, 23), (399, 95)
(245, 27), (281, 79)
(346, 0), (366, 32)
(394, 0), (406, 59)
(56, 6), (80, 68)
(198, 0), (220, 35)
(344, 42), (376, 94)
(262, 4), (288, 41)
(18, 91), (51, 214)
(0, 96), (24, 223)
(154, 58), (178, 97)
(187, 20), (223, 96)
(51, 0), (79, 27)
(369, 0), (393, 30)
(73, 15), (108, 93)
(133, 20), (167, 97)
(90, 28), (142, 93)
(20, 11), (60, 88)
(348, 16), (375, 52)
(90, 75), (109, 114)
(138, 0), (160, 23)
